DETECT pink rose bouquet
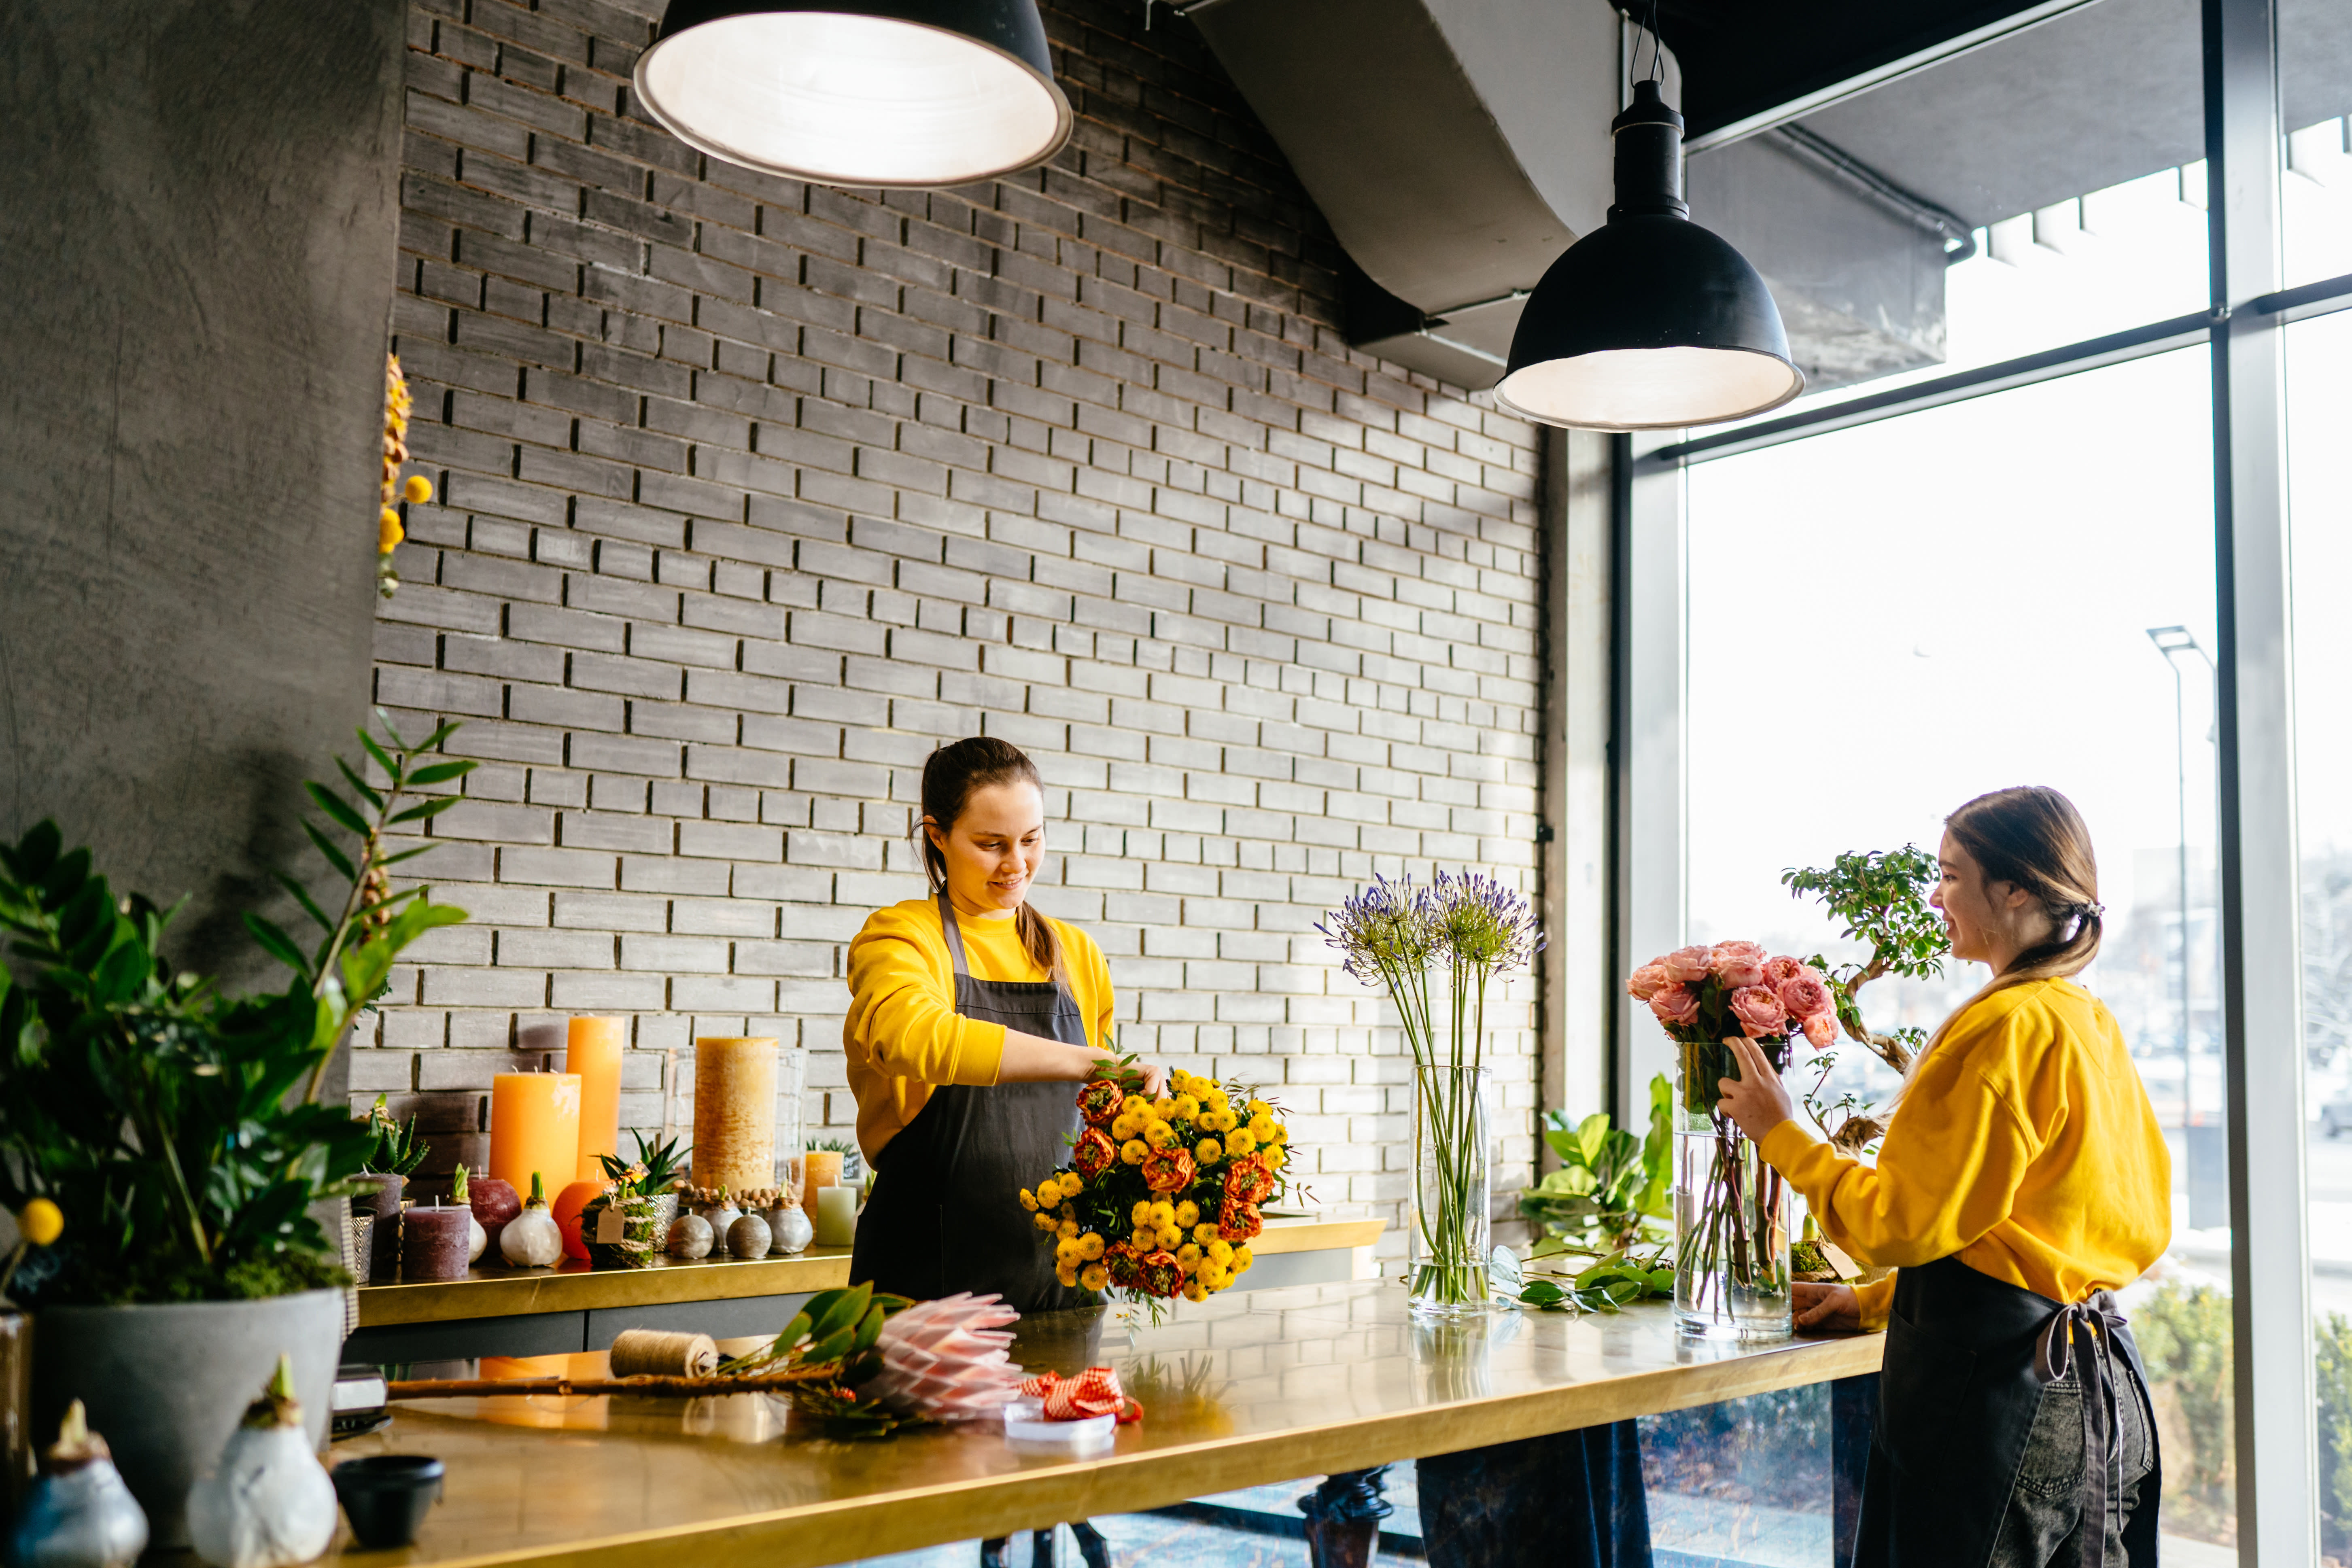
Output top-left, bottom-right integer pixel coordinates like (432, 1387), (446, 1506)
(1622, 941), (1838, 1114)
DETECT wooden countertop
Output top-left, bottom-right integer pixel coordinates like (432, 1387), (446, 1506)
(356, 1217), (1386, 1327)
(334, 1280), (1883, 1568)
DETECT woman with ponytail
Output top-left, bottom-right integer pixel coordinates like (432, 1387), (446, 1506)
(845, 736), (1159, 1318)
(1716, 786), (2170, 1567)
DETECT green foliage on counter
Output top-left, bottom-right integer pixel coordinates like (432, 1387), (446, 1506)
(1520, 1074), (1673, 1259)
(0, 714), (470, 1305)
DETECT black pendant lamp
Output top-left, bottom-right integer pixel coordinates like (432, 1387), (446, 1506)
(1494, 80), (1803, 431)
(634, 0), (1074, 189)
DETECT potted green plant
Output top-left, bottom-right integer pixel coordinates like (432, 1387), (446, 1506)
(0, 716), (471, 1545)
(354, 1096), (429, 1284)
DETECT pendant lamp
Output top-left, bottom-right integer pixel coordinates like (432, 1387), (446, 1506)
(634, 0), (1074, 189)
(1494, 80), (1802, 431)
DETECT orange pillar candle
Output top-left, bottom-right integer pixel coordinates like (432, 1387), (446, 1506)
(798, 1150), (843, 1222)
(692, 1037), (778, 1196)
(567, 1017), (627, 1181)
(489, 1072), (582, 1201)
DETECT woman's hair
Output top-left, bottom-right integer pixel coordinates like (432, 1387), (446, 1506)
(917, 736), (1061, 980)
(1917, 784), (2103, 1064)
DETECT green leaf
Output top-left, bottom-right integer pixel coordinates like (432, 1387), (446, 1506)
(301, 821), (357, 882)
(408, 760), (476, 785)
(304, 782), (371, 837)
(852, 1302), (887, 1354)
(243, 914), (312, 978)
(358, 730), (398, 779)
(92, 937), (151, 1004)
(336, 758), (385, 811)
(270, 870), (335, 934)
(809, 1282), (874, 1343)
(388, 796), (462, 825)
(9, 820), (62, 882)
(377, 844), (441, 867)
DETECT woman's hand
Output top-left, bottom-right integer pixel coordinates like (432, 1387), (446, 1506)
(998, 1034), (1164, 1096)
(1716, 1033), (1796, 1143)
(1794, 1282), (1860, 1333)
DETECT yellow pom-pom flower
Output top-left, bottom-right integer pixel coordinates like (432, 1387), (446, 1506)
(1155, 1224), (1182, 1250)
(1207, 1239), (1235, 1266)
(1036, 1177), (1060, 1205)
(1225, 1128), (1258, 1156)
(1060, 1170), (1085, 1194)
(1059, 1265), (1081, 1289)
(402, 473), (433, 504)
(1265, 1144), (1286, 1172)
(1152, 1096), (1176, 1118)
(1174, 1200), (1199, 1229)
(1122, 1139), (1148, 1165)
(1111, 1114), (1139, 1142)
(1144, 1122), (1177, 1150)
(1248, 1099), (1272, 1117)
(1057, 1218), (1079, 1240)
(1193, 1222), (1219, 1245)
(1132, 1226), (1157, 1249)
(1172, 1094), (1200, 1120)
(19, 1198), (63, 1247)
(1035, 1211), (1059, 1232)
(1250, 1113), (1278, 1143)
(1183, 1279), (1209, 1303)
(1176, 1242), (1202, 1267)
(1234, 1245), (1254, 1272)
(1131, 1199), (1155, 1227)
(1150, 1201), (1176, 1226)
(1019, 1188), (1039, 1212)
(1080, 1263), (1110, 1292)
(1195, 1138), (1223, 1165)
(1123, 1095), (1152, 1119)
(1078, 1232), (1105, 1261)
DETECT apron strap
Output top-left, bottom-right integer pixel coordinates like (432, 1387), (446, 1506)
(2035, 1290), (2131, 1568)
(937, 890), (971, 980)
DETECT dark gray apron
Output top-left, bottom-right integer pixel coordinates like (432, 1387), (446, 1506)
(1857, 1255), (2161, 1568)
(850, 893), (1093, 1314)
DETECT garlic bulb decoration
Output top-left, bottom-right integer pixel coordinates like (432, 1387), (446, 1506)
(452, 1166), (488, 1262)
(863, 1292), (1025, 1423)
(500, 1171), (563, 1268)
(186, 1355), (338, 1568)
(7, 1401), (149, 1568)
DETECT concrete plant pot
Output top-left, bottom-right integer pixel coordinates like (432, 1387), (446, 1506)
(30, 1290), (342, 1547)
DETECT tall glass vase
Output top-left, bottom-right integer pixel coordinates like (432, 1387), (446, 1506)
(1410, 1065), (1492, 1315)
(1673, 1042), (1792, 1340)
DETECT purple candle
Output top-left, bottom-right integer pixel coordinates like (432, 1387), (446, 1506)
(400, 1203), (472, 1282)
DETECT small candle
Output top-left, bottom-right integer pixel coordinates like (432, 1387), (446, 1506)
(814, 1184), (858, 1248)
(798, 1150), (842, 1224)
(490, 1072), (582, 1200)
(401, 1204), (472, 1282)
(691, 1038), (777, 1197)
(567, 1018), (627, 1181)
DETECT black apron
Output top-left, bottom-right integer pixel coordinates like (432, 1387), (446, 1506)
(850, 893), (1093, 1314)
(1858, 1255), (2161, 1568)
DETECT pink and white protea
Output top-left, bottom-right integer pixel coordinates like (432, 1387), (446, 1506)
(865, 1292), (1026, 1423)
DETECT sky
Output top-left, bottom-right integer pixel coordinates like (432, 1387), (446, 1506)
(1679, 126), (2352, 1074)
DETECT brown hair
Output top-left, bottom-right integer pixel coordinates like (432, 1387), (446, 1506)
(1917, 784), (2103, 1063)
(918, 736), (1061, 980)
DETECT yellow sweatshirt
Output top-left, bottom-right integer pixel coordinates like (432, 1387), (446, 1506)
(1760, 978), (2171, 1330)
(843, 898), (1114, 1161)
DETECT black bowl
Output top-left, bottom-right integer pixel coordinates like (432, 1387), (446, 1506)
(332, 1454), (446, 1550)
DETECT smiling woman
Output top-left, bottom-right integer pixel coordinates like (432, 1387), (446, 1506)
(843, 737), (1159, 1318)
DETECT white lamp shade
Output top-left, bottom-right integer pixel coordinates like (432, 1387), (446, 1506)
(1492, 345), (1804, 433)
(635, 6), (1073, 188)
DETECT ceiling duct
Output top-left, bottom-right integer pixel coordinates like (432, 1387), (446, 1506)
(1186, 0), (1626, 388)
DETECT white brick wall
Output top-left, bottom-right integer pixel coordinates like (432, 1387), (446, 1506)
(364, 0), (1547, 1255)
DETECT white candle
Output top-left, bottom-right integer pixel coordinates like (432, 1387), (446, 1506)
(814, 1184), (859, 1248)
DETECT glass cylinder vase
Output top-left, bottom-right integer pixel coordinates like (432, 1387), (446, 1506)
(1673, 1041), (1792, 1340)
(1410, 1064), (1492, 1316)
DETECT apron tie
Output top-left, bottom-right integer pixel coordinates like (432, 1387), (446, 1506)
(2034, 1290), (2130, 1568)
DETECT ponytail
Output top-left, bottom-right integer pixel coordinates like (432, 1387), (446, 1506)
(1908, 785), (2104, 1081)
(917, 736), (1063, 982)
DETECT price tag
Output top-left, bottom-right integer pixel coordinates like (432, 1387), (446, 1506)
(595, 1204), (624, 1244)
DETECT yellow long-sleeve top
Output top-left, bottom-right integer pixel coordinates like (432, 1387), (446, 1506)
(1760, 977), (2171, 1330)
(843, 898), (1114, 1162)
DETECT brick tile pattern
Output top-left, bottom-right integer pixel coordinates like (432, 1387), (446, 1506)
(367, 0), (1543, 1251)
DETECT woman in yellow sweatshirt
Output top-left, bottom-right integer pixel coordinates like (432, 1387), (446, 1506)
(845, 736), (1157, 1316)
(1717, 786), (2170, 1568)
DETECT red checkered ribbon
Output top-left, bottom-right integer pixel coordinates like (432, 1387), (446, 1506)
(1019, 1366), (1143, 1424)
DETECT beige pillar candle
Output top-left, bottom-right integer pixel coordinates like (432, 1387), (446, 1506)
(692, 1037), (779, 1197)
(567, 1017), (627, 1182)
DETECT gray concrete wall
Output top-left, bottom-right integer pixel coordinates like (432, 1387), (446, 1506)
(0, 0), (409, 978)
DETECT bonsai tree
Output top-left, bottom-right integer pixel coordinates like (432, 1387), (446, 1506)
(1781, 846), (1950, 1152)
(0, 715), (471, 1305)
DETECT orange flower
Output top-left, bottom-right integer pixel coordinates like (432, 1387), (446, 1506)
(1140, 1144), (1195, 1195)
(1223, 1153), (1273, 1207)
(1071, 1126), (1117, 1182)
(1217, 1202), (1263, 1243)
(1076, 1078), (1124, 1125)
(1105, 1241), (1144, 1291)
(1137, 1248), (1184, 1298)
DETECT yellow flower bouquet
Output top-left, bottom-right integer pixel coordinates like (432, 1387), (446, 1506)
(1019, 1061), (1296, 1307)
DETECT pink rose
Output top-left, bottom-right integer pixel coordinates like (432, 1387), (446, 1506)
(1660, 945), (1714, 985)
(1762, 955), (1805, 987)
(1649, 982), (1701, 1029)
(1710, 941), (1768, 989)
(1626, 961), (1671, 1001)
(1777, 969), (1835, 1022)
(1728, 985), (1788, 1039)
(1802, 1011), (1840, 1048)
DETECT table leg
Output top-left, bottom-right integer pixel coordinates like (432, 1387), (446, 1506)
(1298, 1467), (1390, 1568)
(1831, 1373), (1879, 1568)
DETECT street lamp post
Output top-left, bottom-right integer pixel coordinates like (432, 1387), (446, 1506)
(2148, 626), (2203, 1130)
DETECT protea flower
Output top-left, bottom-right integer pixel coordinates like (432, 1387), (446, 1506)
(862, 1292), (1025, 1423)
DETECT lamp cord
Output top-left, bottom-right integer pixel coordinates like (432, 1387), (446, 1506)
(1636, 0), (1664, 85)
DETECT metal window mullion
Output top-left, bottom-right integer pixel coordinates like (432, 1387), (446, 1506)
(2205, 0), (2318, 1562)
(1615, 431), (1685, 1127)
